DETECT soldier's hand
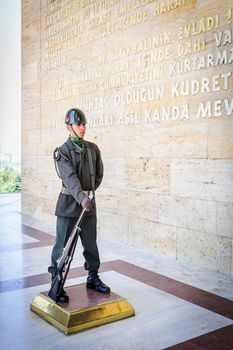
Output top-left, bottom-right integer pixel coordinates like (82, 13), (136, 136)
(81, 196), (93, 211)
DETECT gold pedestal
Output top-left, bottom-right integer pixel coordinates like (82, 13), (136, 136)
(30, 283), (135, 334)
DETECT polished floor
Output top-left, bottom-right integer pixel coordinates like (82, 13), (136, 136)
(0, 193), (233, 350)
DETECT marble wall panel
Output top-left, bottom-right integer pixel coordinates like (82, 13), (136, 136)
(21, 130), (41, 156)
(150, 120), (208, 159)
(22, 62), (39, 87)
(21, 193), (40, 217)
(177, 228), (232, 275)
(22, 19), (40, 48)
(22, 84), (40, 116)
(40, 131), (72, 158)
(128, 217), (177, 259)
(22, 193), (56, 220)
(21, 155), (58, 199)
(22, 107), (40, 130)
(208, 119), (233, 159)
(125, 157), (170, 194)
(87, 128), (112, 158)
(97, 211), (129, 244)
(40, 108), (65, 129)
(170, 159), (233, 202)
(21, 155), (37, 171)
(101, 157), (126, 189)
(21, 41), (41, 66)
(97, 187), (127, 215)
(21, 6), (40, 66)
(98, 187), (159, 221)
(27, 129), (41, 145)
(21, 171), (46, 198)
(21, 130), (38, 155)
(22, 0), (40, 26)
(125, 190), (159, 222)
(107, 119), (208, 159)
(216, 202), (233, 238)
(37, 156), (56, 177)
(21, 156), (37, 195)
(108, 124), (155, 159)
(159, 195), (217, 234)
(40, 129), (65, 149)
(197, 0), (232, 11)
(42, 197), (57, 220)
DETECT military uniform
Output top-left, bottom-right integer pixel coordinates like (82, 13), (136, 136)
(48, 108), (110, 302)
(48, 137), (103, 275)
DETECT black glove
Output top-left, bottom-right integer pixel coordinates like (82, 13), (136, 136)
(81, 196), (93, 211)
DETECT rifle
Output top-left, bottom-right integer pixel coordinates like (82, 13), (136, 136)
(48, 195), (93, 302)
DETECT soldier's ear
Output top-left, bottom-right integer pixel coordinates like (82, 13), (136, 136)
(66, 124), (71, 132)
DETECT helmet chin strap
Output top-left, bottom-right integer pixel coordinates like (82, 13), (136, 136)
(71, 125), (82, 140)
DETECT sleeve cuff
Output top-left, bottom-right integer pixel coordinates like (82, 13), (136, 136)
(77, 191), (86, 205)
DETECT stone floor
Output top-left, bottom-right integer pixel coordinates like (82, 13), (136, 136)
(0, 193), (233, 350)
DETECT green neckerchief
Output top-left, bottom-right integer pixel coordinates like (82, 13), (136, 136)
(70, 136), (84, 152)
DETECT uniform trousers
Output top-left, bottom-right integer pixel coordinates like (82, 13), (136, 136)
(48, 214), (100, 276)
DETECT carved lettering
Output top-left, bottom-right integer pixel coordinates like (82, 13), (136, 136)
(112, 31), (171, 60)
(197, 99), (233, 118)
(144, 104), (189, 123)
(154, 0), (186, 16)
(172, 73), (232, 97)
(178, 39), (206, 56)
(178, 15), (219, 40)
(40, 0), (233, 131)
(214, 30), (232, 47)
(114, 86), (165, 106)
(170, 49), (233, 76)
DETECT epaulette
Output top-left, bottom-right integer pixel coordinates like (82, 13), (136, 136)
(53, 147), (61, 161)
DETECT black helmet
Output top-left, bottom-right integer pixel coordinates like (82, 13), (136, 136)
(65, 108), (87, 125)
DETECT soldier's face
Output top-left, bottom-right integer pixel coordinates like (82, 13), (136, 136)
(67, 123), (86, 139)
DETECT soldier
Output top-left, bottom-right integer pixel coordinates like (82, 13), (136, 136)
(48, 108), (110, 302)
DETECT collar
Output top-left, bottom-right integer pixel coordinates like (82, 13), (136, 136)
(65, 138), (87, 153)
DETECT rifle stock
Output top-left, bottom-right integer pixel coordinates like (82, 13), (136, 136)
(48, 273), (62, 301)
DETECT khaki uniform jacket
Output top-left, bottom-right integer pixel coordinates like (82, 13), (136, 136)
(54, 138), (103, 217)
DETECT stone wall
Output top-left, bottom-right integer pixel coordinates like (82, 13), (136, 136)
(22, 0), (233, 276)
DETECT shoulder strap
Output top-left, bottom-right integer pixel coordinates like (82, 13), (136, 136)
(53, 147), (62, 179)
(53, 145), (76, 179)
(70, 149), (77, 173)
(64, 142), (79, 174)
(86, 143), (95, 196)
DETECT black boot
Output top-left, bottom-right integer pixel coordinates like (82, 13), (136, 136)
(86, 271), (110, 293)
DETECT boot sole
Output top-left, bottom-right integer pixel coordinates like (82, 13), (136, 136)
(86, 283), (110, 293)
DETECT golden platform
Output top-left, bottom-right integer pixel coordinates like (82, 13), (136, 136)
(30, 283), (135, 334)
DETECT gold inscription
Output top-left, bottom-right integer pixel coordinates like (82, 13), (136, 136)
(178, 15), (219, 40)
(177, 38), (206, 56)
(115, 10), (149, 31)
(154, 0), (186, 16)
(92, 0), (120, 12)
(40, 0), (233, 130)
(117, 0), (156, 17)
(112, 31), (171, 59)
(169, 48), (233, 76)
